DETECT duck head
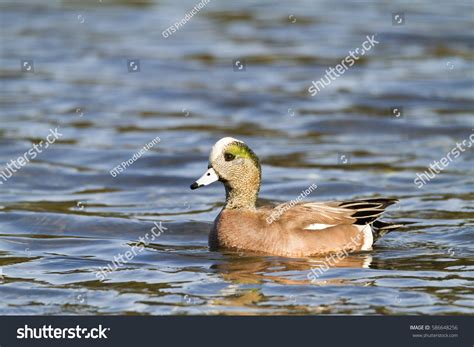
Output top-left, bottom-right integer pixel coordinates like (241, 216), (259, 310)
(190, 137), (261, 209)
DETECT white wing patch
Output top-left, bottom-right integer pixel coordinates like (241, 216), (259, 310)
(305, 223), (374, 250)
(304, 223), (335, 230)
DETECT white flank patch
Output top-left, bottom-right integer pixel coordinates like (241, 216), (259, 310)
(359, 224), (373, 250)
(304, 223), (335, 230)
(362, 254), (373, 268)
(210, 137), (243, 162)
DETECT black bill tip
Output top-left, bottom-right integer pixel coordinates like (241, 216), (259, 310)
(190, 182), (200, 190)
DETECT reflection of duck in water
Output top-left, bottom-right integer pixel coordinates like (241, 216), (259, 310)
(211, 252), (373, 286)
(205, 253), (374, 314)
(191, 137), (401, 257)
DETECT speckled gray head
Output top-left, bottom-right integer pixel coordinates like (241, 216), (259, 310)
(190, 137), (261, 194)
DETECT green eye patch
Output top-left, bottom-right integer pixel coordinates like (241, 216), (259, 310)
(225, 142), (261, 169)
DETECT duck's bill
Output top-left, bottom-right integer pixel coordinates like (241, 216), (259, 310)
(190, 168), (219, 190)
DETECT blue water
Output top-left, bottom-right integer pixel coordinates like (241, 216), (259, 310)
(0, 0), (473, 315)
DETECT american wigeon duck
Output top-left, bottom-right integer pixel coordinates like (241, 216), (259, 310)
(190, 137), (401, 257)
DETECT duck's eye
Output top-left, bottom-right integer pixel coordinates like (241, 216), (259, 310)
(224, 153), (235, 161)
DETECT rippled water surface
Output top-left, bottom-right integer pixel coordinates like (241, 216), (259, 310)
(0, 0), (473, 315)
